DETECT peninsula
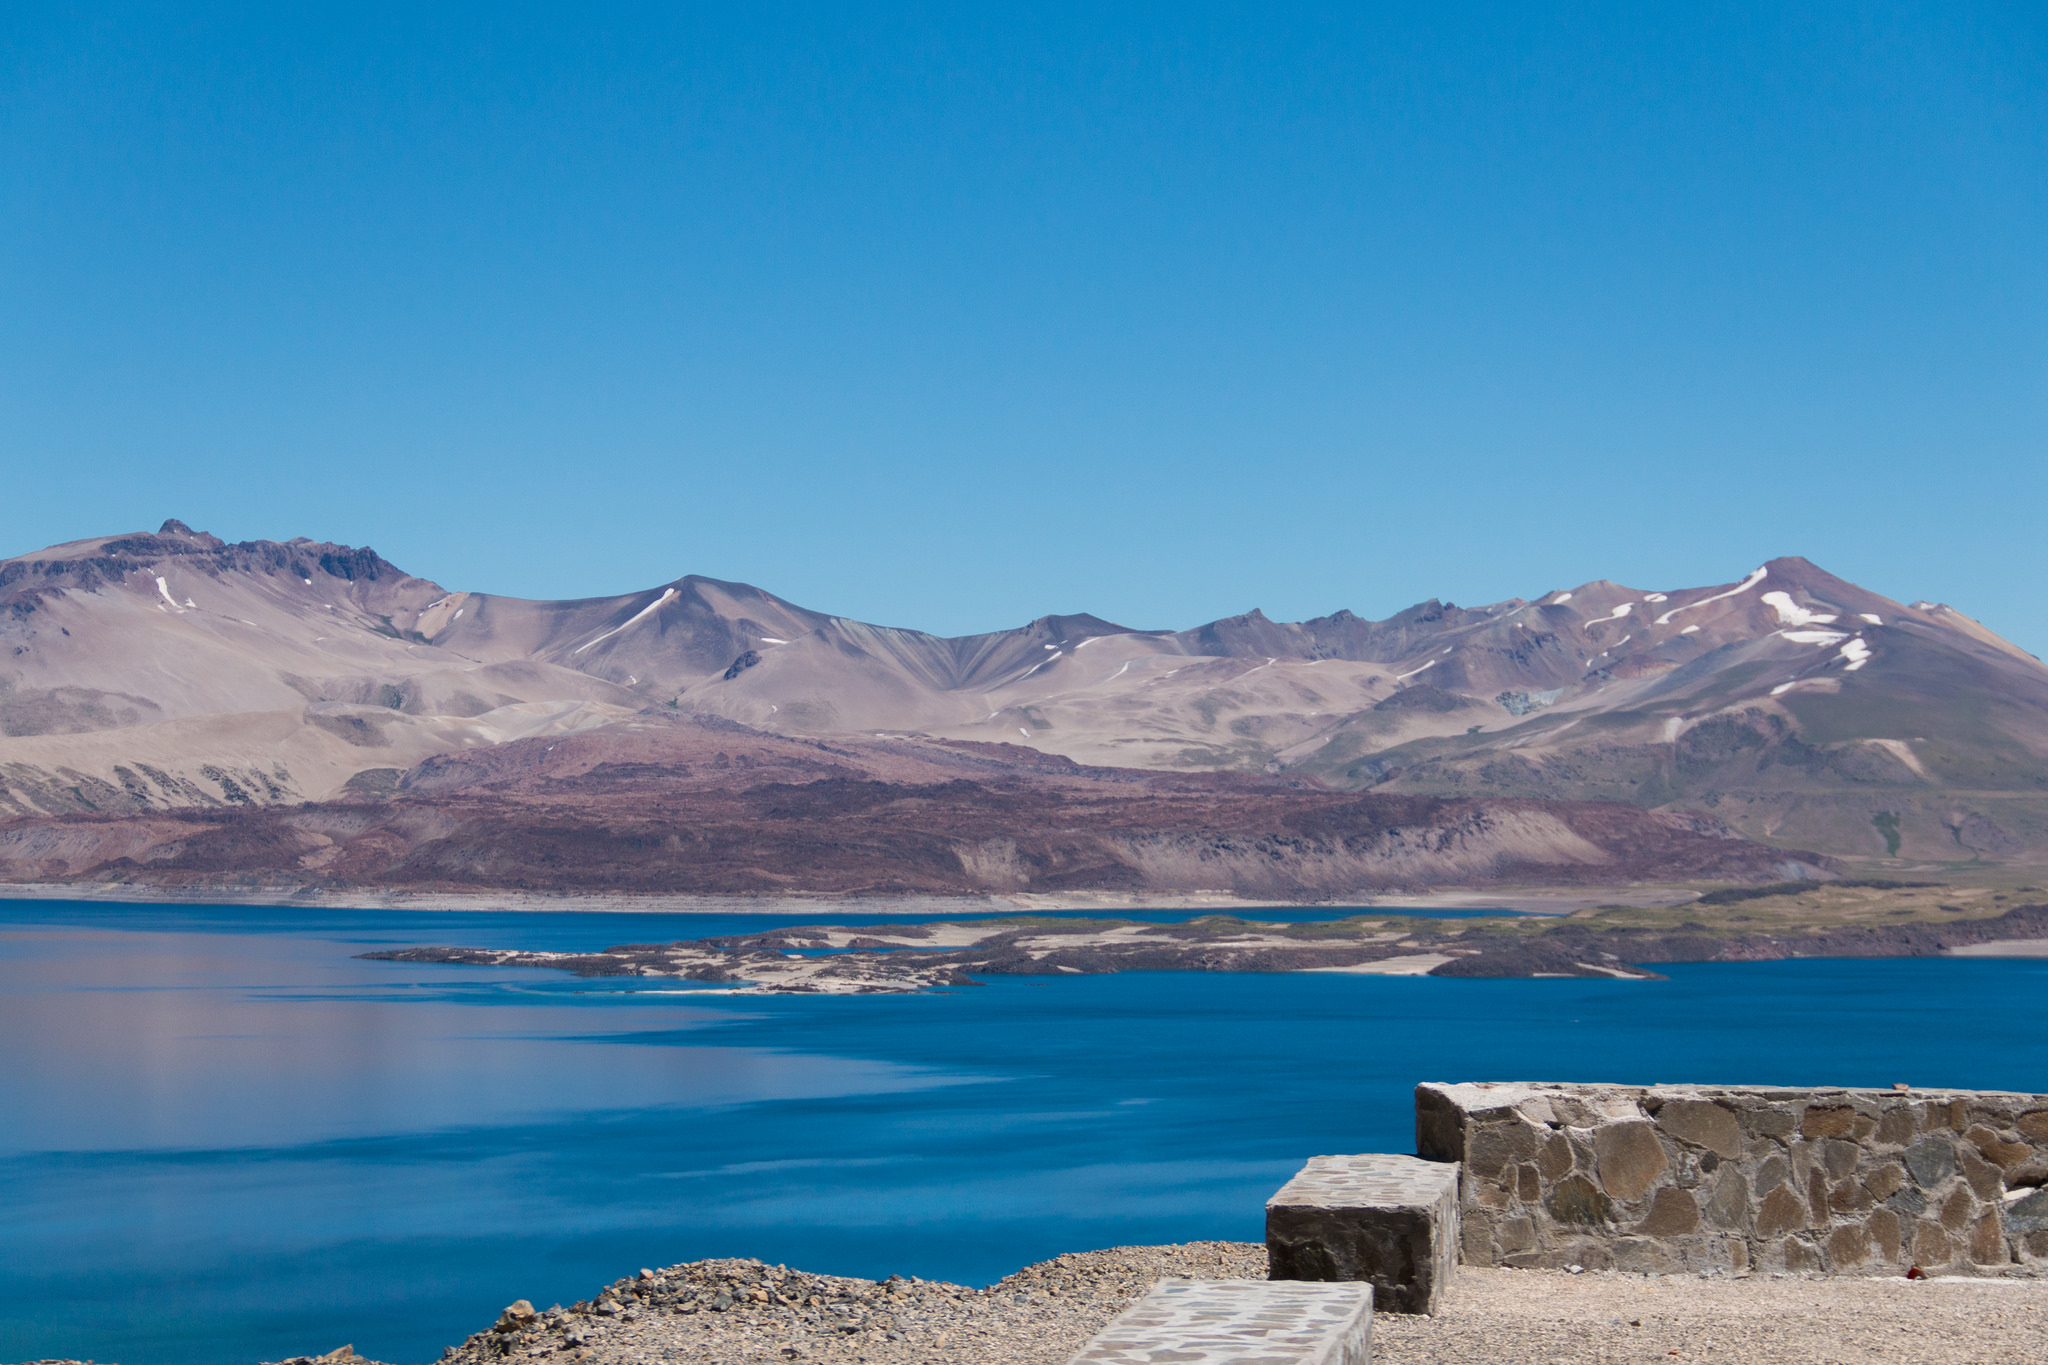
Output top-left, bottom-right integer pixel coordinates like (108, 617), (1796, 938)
(362, 879), (2048, 990)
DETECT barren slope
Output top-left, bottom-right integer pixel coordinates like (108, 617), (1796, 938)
(0, 522), (642, 809)
(673, 558), (2048, 863)
(4, 522), (2043, 864)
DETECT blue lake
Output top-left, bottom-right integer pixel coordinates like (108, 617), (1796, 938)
(3, 900), (2046, 1365)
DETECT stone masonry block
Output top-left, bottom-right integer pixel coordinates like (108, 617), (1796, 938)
(1066, 1279), (1373, 1365)
(1654, 1098), (1742, 1158)
(1267, 1153), (1461, 1315)
(1594, 1121), (1668, 1200)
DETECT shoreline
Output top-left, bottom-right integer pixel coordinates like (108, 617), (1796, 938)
(0, 880), (1700, 916)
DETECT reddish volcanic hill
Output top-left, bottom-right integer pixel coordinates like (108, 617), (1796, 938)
(0, 715), (1830, 896)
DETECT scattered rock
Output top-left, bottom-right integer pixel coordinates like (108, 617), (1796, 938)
(433, 1242), (1265, 1365)
(256, 1243), (2048, 1365)
(260, 1347), (394, 1365)
(491, 1301), (538, 1333)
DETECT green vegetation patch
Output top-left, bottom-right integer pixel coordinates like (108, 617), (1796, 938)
(1569, 880), (2032, 939)
(1694, 876), (1926, 907)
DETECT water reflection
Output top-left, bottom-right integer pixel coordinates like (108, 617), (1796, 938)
(0, 925), (969, 1153)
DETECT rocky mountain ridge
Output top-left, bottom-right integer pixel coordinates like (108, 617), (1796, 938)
(3, 520), (2044, 865)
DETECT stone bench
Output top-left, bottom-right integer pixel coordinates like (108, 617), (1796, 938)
(1065, 1279), (1373, 1365)
(1266, 1153), (1461, 1315)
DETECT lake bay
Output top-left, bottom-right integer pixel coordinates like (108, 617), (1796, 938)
(2, 901), (2043, 1365)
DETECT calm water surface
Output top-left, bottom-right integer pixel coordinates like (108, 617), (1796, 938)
(3, 900), (2045, 1365)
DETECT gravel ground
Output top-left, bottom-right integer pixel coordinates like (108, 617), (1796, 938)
(438, 1243), (1264, 1365)
(1375, 1265), (2048, 1364)
(20, 1244), (2047, 1365)
(428, 1243), (2048, 1365)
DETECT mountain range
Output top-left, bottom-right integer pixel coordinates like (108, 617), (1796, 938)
(2, 519), (2044, 887)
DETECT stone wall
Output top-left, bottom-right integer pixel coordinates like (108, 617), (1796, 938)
(1416, 1081), (2048, 1276)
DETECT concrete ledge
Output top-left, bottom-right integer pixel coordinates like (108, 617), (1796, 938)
(1267, 1154), (1461, 1315)
(1066, 1279), (1373, 1365)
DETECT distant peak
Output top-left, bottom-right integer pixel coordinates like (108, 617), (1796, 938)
(1030, 612), (1136, 637)
(159, 519), (197, 536)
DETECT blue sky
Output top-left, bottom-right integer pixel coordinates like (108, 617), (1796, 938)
(4, 4), (2043, 648)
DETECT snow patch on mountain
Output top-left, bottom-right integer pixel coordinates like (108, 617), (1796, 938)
(1656, 566), (1767, 624)
(574, 587), (680, 654)
(1014, 651), (1063, 682)
(1770, 678), (1841, 697)
(1763, 591), (1840, 627)
(1863, 737), (1926, 777)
